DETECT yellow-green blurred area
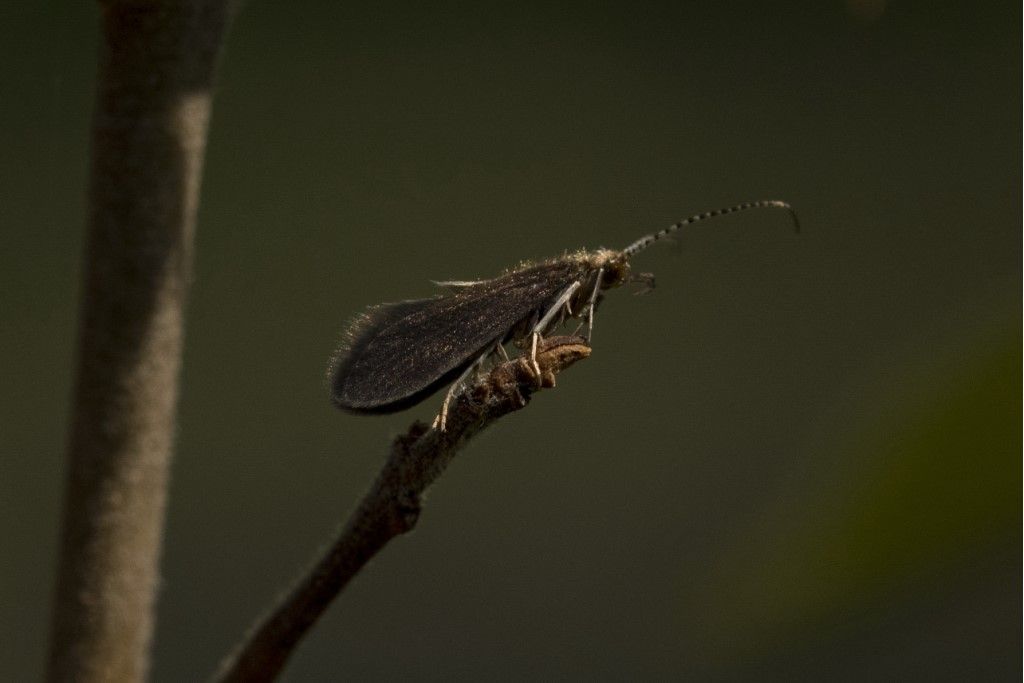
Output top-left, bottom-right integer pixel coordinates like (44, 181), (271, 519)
(2, 2), (1019, 681)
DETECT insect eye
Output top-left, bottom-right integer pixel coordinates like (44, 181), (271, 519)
(602, 261), (630, 287)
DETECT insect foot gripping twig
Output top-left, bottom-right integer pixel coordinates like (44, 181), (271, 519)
(213, 336), (591, 683)
(443, 335), (592, 436)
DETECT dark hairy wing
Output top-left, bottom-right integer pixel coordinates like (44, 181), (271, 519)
(330, 260), (586, 413)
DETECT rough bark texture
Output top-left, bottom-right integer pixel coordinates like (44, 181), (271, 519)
(214, 338), (592, 683)
(47, 2), (232, 681)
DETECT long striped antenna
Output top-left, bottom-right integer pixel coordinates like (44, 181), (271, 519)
(622, 199), (799, 257)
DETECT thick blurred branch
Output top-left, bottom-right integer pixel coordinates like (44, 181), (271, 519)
(214, 337), (591, 683)
(47, 2), (232, 681)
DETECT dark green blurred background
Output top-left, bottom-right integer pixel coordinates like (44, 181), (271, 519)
(3, 1), (1020, 680)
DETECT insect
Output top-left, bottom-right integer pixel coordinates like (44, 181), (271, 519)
(329, 200), (797, 430)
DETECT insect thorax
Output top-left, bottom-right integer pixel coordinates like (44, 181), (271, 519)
(585, 248), (631, 291)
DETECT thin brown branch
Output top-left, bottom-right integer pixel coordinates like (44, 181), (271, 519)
(213, 337), (592, 683)
(47, 2), (232, 682)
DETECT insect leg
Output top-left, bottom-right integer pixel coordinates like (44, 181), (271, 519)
(554, 307), (566, 330)
(529, 332), (540, 384)
(529, 281), (582, 383)
(585, 267), (603, 342)
(433, 348), (491, 431)
(533, 281), (582, 335)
